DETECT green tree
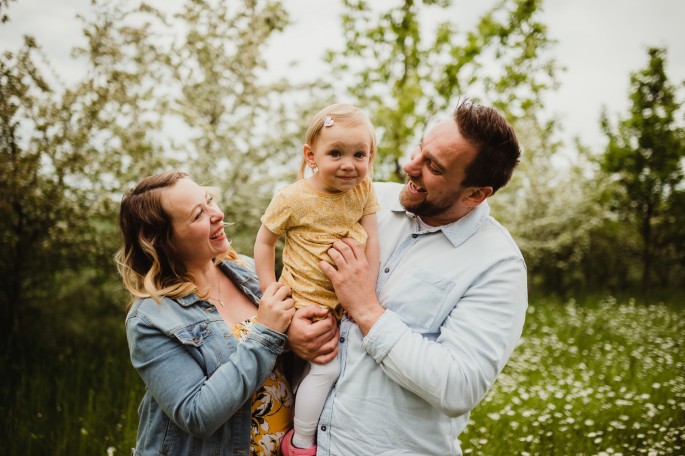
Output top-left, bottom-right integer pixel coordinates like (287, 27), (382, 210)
(0, 0), (301, 347)
(329, 0), (619, 296)
(327, 0), (559, 182)
(600, 47), (685, 296)
(0, 37), (107, 349)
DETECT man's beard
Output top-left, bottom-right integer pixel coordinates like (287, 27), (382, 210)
(399, 182), (453, 218)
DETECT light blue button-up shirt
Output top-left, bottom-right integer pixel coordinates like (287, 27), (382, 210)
(317, 182), (528, 455)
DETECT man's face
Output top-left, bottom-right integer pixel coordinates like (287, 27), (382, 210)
(399, 119), (478, 226)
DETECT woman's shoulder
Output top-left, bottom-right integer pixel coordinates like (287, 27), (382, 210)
(126, 295), (202, 332)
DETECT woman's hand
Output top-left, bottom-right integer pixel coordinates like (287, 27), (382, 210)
(287, 306), (339, 364)
(257, 282), (296, 334)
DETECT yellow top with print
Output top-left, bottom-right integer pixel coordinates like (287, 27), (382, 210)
(261, 178), (379, 313)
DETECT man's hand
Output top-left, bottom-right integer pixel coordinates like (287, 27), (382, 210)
(286, 306), (339, 364)
(320, 238), (385, 335)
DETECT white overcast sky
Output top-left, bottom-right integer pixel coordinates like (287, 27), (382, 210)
(1, 0), (683, 153)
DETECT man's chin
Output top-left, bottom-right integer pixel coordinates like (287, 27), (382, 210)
(399, 187), (425, 213)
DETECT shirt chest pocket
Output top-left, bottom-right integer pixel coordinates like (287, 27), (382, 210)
(385, 266), (456, 333)
(173, 322), (227, 377)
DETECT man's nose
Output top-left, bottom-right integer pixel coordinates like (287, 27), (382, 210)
(403, 149), (422, 175)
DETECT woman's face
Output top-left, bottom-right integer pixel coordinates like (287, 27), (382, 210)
(161, 177), (229, 269)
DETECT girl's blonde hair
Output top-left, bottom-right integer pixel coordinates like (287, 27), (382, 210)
(115, 171), (242, 309)
(299, 103), (377, 179)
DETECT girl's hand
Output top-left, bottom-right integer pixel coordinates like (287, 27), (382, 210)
(257, 282), (296, 334)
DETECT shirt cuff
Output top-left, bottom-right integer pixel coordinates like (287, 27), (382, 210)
(361, 310), (408, 363)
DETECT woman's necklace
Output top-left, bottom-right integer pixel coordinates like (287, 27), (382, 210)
(208, 265), (225, 307)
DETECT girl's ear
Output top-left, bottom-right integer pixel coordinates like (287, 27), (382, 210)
(303, 144), (317, 169)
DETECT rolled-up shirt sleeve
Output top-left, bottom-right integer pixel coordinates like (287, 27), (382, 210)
(363, 257), (527, 417)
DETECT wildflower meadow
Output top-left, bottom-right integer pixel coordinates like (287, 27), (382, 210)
(462, 296), (684, 455)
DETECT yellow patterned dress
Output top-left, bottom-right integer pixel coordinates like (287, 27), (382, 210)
(231, 317), (294, 456)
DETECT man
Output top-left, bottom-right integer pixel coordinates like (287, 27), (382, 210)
(289, 100), (527, 455)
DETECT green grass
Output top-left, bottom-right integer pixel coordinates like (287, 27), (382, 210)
(1, 295), (682, 455)
(0, 331), (143, 455)
(461, 296), (685, 455)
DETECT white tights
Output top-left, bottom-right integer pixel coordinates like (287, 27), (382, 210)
(291, 357), (340, 448)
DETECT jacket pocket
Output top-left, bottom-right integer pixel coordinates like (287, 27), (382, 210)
(172, 322), (214, 375)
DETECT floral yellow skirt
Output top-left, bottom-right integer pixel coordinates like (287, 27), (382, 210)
(232, 317), (294, 456)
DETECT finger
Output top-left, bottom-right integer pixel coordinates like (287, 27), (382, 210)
(341, 237), (364, 259)
(263, 281), (284, 298)
(271, 283), (291, 300)
(319, 260), (338, 280)
(283, 298), (295, 310)
(312, 347), (339, 365)
(297, 305), (327, 320)
(331, 239), (355, 262)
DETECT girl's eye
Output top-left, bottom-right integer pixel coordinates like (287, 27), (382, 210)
(330, 150), (342, 157)
(354, 151), (367, 159)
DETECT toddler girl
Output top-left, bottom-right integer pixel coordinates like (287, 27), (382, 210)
(254, 103), (380, 455)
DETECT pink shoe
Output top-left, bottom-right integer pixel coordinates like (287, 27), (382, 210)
(280, 428), (317, 456)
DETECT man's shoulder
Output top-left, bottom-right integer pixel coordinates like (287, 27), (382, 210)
(477, 216), (525, 262)
(373, 181), (403, 210)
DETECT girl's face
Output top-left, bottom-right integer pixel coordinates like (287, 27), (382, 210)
(304, 122), (374, 194)
(161, 178), (229, 270)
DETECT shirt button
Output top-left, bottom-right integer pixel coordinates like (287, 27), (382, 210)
(384, 267), (390, 273)
(321, 425), (327, 432)
(339, 337), (345, 343)
(412, 233), (418, 238)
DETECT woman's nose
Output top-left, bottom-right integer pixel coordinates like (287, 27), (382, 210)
(210, 206), (224, 222)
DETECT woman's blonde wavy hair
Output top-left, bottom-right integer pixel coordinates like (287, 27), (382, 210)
(115, 171), (243, 309)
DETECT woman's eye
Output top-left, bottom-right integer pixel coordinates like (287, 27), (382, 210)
(195, 210), (204, 221)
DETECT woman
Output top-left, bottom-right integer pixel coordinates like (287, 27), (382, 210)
(116, 171), (296, 455)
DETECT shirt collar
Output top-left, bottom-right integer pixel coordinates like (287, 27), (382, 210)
(390, 199), (490, 249)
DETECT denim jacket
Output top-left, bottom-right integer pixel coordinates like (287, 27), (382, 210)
(126, 258), (287, 456)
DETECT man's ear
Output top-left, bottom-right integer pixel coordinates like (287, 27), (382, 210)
(303, 144), (316, 169)
(463, 186), (494, 207)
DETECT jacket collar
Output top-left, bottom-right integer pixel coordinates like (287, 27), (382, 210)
(173, 258), (262, 307)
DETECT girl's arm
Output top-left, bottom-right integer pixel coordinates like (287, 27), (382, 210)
(254, 224), (280, 292)
(360, 213), (380, 281)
